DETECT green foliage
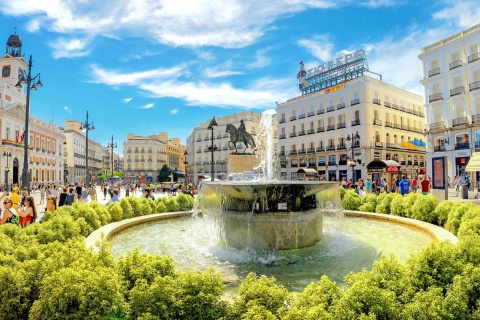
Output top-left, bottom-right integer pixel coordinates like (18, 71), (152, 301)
(342, 191), (361, 210)
(113, 171), (124, 179)
(69, 202), (102, 231)
(97, 169), (106, 182)
(339, 186), (347, 200)
(164, 197), (180, 212)
(158, 164), (171, 182)
(358, 202), (375, 212)
(139, 197), (155, 216)
(176, 193), (195, 211)
(155, 200), (167, 213)
(457, 216), (480, 239)
(108, 202), (123, 222)
(230, 273), (291, 319)
(410, 195), (438, 223)
(119, 198), (134, 219)
(89, 201), (111, 225)
(445, 202), (478, 235)
(375, 193), (397, 214)
(434, 200), (454, 226)
(125, 196), (142, 217)
(36, 214), (83, 244)
(390, 193), (408, 216)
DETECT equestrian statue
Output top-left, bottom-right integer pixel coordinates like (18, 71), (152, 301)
(225, 119), (256, 154)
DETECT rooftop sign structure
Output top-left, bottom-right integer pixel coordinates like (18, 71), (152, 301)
(297, 49), (369, 95)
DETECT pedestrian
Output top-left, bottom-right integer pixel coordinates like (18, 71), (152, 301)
(88, 184), (97, 201)
(106, 189), (120, 205)
(394, 176), (400, 193)
(366, 179), (371, 193)
(39, 184), (46, 204)
(420, 177), (430, 195)
(399, 176), (410, 195)
(411, 176), (418, 193)
(75, 183), (82, 202)
(103, 184), (108, 200)
(65, 187), (77, 205)
(58, 186), (68, 207)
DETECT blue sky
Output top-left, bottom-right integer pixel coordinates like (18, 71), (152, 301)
(0, 0), (478, 153)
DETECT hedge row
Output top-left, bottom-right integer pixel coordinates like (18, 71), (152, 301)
(2, 189), (480, 319)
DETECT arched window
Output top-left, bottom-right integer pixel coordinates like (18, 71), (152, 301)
(386, 133), (390, 144)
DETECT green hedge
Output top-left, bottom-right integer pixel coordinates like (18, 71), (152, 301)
(2, 190), (480, 318)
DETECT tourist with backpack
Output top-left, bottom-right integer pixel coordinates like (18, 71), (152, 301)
(65, 187), (77, 205)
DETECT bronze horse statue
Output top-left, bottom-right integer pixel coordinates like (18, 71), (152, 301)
(226, 123), (256, 153)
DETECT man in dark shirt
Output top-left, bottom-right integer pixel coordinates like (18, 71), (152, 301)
(75, 183), (82, 202)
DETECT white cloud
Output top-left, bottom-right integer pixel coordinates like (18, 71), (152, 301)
(247, 48), (271, 69)
(88, 64), (184, 85)
(297, 35), (336, 62)
(123, 98), (132, 103)
(51, 36), (93, 59)
(63, 106), (72, 113)
(170, 108), (178, 114)
(432, 0), (480, 28)
(204, 68), (243, 78)
(137, 103), (154, 109)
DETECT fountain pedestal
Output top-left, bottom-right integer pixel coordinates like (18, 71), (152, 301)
(200, 181), (338, 251)
(226, 154), (257, 175)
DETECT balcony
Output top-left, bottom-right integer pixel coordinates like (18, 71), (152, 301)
(472, 114), (480, 123)
(384, 101), (391, 108)
(279, 133), (286, 139)
(326, 145), (336, 151)
(299, 113), (306, 119)
(373, 119), (382, 126)
(290, 132), (297, 138)
(385, 121), (393, 128)
(308, 111), (315, 117)
(298, 149), (306, 154)
(327, 124), (335, 131)
(337, 144), (346, 150)
(392, 104), (399, 110)
(290, 115), (297, 121)
(328, 161), (337, 166)
(337, 103), (345, 110)
(429, 121), (445, 130)
(308, 162), (316, 167)
(317, 109), (324, 115)
(291, 163), (298, 168)
(279, 118), (286, 124)
(455, 142), (470, 150)
(452, 117), (468, 127)
(316, 146), (325, 152)
(327, 106), (335, 112)
(317, 126), (325, 133)
(386, 143), (396, 148)
(450, 86), (464, 97)
(405, 108), (412, 114)
(469, 81), (480, 92)
(351, 99), (360, 106)
(434, 145), (446, 152)
(401, 124), (408, 130)
(428, 68), (440, 77)
(307, 129), (315, 135)
(289, 150), (297, 155)
(399, 105), (405, 112)
(468, 52), (480, 63)
(300, 162), (307, 167)
(429, 93), (443, 102)
(449, 60), (462, 70)
(298, 130), (306, 136)
(339, 160), (347, 165)
(373, 98), (381, 105)
(351, 119), (360, 126)
(307, 148), (315, 153)
(337, 122), (346, 129)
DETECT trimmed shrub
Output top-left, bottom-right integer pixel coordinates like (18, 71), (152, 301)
(155, 201), (167, 213)
(434, 200), (454, 226)
(69, 202), (102, 231)
(390, 193), (409, 216)
(164, 197), (179, 212)
(339, 186), (347, 200)
(342, 191), (361, 210)
(126, 197), (142, 217)
(358, 202), (375, 212)
(36, 214), (83, 244)
(445, 202), (478, 235)
(108, 202), (123, 222)
(410, 195), (438, 223)
(176, 193), (195, 211)
(375, 192), (397, 214)
(119, 198), (134, 219)
(457, 216), (480, 239)
(138, 198), (154, 216)
(89, 201), (111, 226)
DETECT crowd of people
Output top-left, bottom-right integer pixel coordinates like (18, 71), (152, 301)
(339, 175), (432, 196)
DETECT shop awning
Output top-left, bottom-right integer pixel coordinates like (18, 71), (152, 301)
(366, 159), (401, 173)
(297, 168), (318, 176)
(466, 153), (480, 171)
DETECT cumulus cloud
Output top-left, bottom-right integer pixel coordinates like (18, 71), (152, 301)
(63, 106), (72, 113)
(298, 35), (337, 63)
(433, 0), (480, 28)
(170, 108), (178, 114)
(123, 98), (132, 103)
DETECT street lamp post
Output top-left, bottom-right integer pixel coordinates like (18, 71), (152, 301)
(347, 131), (361, 187)
(80, 111), (94, 186)
(107, 135), (117, 179)
(3, 151), (11, 194)
(16, 55), (43, 192)
(207, 116), (218, 182)
(183, 150), (188, 184)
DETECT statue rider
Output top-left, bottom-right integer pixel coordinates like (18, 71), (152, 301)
(237, 119), (246, 142)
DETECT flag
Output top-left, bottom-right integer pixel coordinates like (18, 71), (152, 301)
(19, 128), (25, 142)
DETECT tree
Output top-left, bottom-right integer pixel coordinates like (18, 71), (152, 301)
(158, 165), (171, 182)
(113, 171), (124, 179)
(97, 170), (106, 182)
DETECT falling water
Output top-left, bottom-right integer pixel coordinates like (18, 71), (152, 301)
(254, 109), (277, 181)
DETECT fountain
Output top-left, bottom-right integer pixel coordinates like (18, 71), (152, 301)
(196, 109), (340, 251)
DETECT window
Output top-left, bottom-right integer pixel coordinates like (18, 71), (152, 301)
(454, 75), (462, 88)
(452, 51), (459, 62)
(5, 127), (9, 140)
(474, 69), (480, 82)
(431, 60), (438, 70)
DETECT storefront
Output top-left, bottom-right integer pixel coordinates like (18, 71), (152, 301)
(366, 159), (401, 193)
(296, 168), (318, 181)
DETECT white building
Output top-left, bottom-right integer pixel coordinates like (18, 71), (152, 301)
(419, 23), (480, 183)
(0, 32), (65, 186)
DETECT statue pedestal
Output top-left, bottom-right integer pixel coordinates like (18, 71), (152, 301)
(227, 154), (257, 174)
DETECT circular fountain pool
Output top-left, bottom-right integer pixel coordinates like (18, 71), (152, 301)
(109, 215), (432, 292)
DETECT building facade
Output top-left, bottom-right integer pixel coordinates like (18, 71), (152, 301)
(0, 32), (65, 186)
(63, 119), (103, 185)
(123, 132), (184, 183)
(186, 112), (265, 183)
(419, 23), (480, 183)
(277, 75), (426, 182)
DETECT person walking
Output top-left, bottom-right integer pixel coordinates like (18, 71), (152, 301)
(39, 184), (46, 205)
(88, 184), (97, 201)
(420, 177), (430, 195)
(103, 184), (108, 200)
(399, 176), (410, 195)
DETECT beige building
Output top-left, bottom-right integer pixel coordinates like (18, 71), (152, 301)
(277, 75), (426, 183)
(186, 111), (266, 183)
(102, 145), (121, 177)
(63, 119), (103, 185)
(418, 23), (480, 184)
(0, 32), (65, 186)
(123, 132), (184, 183)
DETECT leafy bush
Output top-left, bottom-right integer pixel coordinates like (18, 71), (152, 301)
(69, 202), (102, 231)
(138, 198), (154, 216)
(410, 195), (438, 223)
(390, 193), (408, 216)
(342, 191), (361, 210)
(445, 202), (477, 235)
(434, 200), (454, 226)
(155, 200), (167, 213)
(360, 193), (378, 206)
(164, 197), (179, 212)
(339, 186), (347, 200)
(36, 214), (83, 244)
(358, 202), (375, 212)
(126, 197), (142, 217)
(89, 201), (111, 226)
(108, 202), (123, 222)
(375, 193), (397, 214)
(176, 193), (195, 211)
(119, 198), (134, 219)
